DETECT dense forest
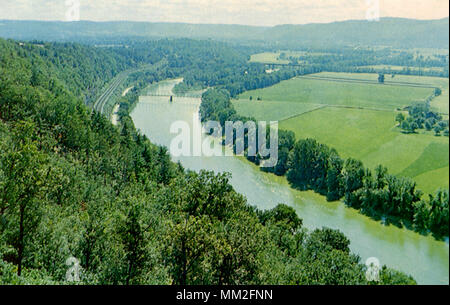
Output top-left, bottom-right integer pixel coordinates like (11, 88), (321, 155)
(200, 89), (449, 238)
(0, 38), (418, 284)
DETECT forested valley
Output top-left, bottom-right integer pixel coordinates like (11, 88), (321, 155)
(0, 37), (420, 284)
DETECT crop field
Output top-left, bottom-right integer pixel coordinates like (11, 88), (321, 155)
(249, 52), (289, 64)
(235, 72), (449, 194)
(238, 74), (435, 110)
(232, 99), (324, 121)
(314, 72), (449, 89)
(313, 72), (449, 114)
(249, 51), (329, 64)
(302, 72), (448, 87)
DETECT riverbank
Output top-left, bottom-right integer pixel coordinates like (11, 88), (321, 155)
(111, 86), (135, 125)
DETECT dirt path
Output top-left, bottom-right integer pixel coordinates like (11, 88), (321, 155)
(122, 86), (134, 96)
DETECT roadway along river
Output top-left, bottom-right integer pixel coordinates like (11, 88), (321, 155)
(131, 79), (449, 285)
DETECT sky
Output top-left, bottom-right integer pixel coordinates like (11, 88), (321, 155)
(0, 0), (448, 26)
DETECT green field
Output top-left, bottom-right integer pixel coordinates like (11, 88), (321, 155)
(314, 72), (448, 85)
(315, 72), (449, 114)
(249, 51), (328, 65)
(232, 99), (324, 121)
(235, 72), (449, 194)
(237, 72), (449, 115)
(249, 52), (289, 64)
(238, 74), (434, 111)
(279, 107), (397, 160)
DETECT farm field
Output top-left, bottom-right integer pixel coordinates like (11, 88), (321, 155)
(309, 72), (449, 87)
(249, 52), (289, 64)
(232, 99), (324, 121)
(249, 51), (329, 64)
(238, 74), (435, 110)
(235, 72), (449, 194)
(308, 73), (449, 114)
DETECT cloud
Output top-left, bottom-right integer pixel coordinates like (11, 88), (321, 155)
(0, 0), (448, 26)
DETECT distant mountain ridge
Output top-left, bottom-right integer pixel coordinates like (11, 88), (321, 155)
(0, 17), (448, 49)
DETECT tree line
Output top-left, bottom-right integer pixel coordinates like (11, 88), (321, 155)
(397, 97), (449, 136)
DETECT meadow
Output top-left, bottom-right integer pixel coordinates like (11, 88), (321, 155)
(249, 51), (328, 65)
(234, 72), (449, 194)
(316, 72), (449, 87)
(237, 74), (435, 110)
(316, 72), (449, 114)
(232, 99), (324, 121)
(249, 52), (289, 64)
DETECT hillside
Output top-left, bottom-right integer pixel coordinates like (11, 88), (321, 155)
(0, 18), (448, 48)
(263, 17), (449, 49)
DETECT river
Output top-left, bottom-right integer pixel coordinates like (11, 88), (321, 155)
(131, 79), (449, 285)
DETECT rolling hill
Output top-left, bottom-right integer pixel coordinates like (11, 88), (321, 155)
(0, 17), (448, 49)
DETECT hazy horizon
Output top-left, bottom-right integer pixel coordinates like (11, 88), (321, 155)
(0, 15), (449, 27)
(0, 0), (448, 27)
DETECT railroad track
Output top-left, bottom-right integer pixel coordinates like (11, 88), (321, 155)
(93, 72), (128, 114)
(93, 60), (167, 115)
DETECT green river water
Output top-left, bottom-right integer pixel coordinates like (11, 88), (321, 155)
(130, 79), (449, 285)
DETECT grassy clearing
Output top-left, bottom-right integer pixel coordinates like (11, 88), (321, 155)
(249, 51), (328, 64)
(313, 72), (449, 87)
(238, 75), (434, 110)
(414, 167), (449, 194)
(399, 143), (449, 178)
(310, 72), (448, 115)
(249, 52), (289, 64)
(361, 132), (443, 175)
(231, 99), (323, 121)
(280, 51), (330, 57)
